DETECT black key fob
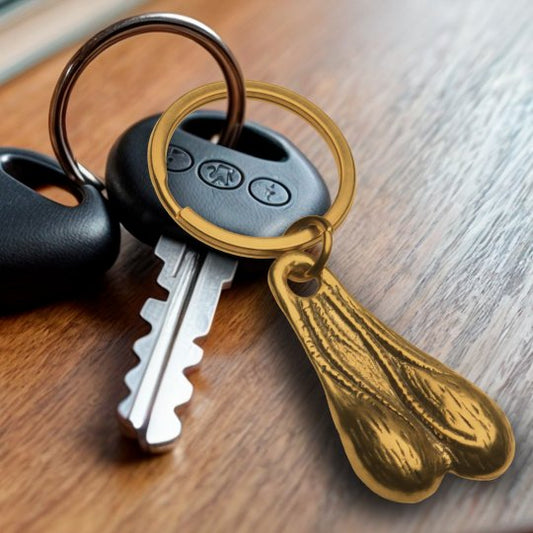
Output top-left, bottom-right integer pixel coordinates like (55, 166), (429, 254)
(0, 148), (120, 311)
(106, 110), (330, 247)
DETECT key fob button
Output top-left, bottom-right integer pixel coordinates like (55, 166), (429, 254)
(167, 145), (193, 172)
(249, 178), (291, 206)
(198, 160), (244, 189)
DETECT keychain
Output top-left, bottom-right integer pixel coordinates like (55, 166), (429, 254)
(147, 80), (515, 503)
(13, 8), (514, 504)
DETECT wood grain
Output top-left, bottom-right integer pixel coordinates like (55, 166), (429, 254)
(0, 0), (531, 532)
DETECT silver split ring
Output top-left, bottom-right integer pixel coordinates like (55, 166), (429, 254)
(49, 12), (246, 189)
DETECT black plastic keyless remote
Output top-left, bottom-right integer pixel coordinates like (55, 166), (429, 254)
(106, 110), (330, 251)
(0, 148), (120, 311)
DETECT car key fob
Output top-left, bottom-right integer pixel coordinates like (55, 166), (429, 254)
(106, 110), (330, 248)
(0, 148), (120, 311)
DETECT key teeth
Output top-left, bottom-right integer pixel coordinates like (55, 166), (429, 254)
(133, 334), (154, 356)
(185, 342), (204, 369)
(118, 244), (237, 453)
(118, 323), (161, 420)
(154, 237), (187, 292)
(118, 355), (148, 421)
(128, 302), (166, 382)
(140, 298), (167, 326)
(123, 363), (143, 392)
(156, 268), (174, 293)
(118, 372), (195, 452)
(154, 235), (185, 263)
(173, 373), (194, 403)
(118, 327), (202, 446)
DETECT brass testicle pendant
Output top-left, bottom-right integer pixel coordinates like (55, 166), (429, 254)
(268, 251), (515, 503)
(148, 80), (515, 504)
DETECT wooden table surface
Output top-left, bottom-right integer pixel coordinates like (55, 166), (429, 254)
(1, 0), (531, 532)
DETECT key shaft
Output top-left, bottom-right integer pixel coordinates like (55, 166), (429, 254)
(118, 235), (236, 452)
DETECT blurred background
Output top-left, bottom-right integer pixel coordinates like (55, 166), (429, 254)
(0, 0), (147, 83)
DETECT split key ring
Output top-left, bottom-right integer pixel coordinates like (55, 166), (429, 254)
(49, 12), (246, 189)
(148, 80), (357, 259)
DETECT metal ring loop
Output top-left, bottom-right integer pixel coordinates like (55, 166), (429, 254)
(284, 216), (332, 280)
(148, 80), (356, 259)
(49, 12), (246, 189)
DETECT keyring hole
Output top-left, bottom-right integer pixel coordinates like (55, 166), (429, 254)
(288, 276), (320, 297)
(1, 155), (80, 207)
(181, 115), (288, 161)
(284, 215), (333, 281)
(34, 185), (79, 206)
(285, 243), (321, 282)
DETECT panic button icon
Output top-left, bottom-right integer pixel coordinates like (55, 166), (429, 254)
(249, 178), (291, 206)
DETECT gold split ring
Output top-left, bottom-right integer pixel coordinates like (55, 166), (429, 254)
(148, 80), (356, 259)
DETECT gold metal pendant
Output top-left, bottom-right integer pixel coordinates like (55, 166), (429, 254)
(268, 250), (515, 503)
(149, 81), (515, 503)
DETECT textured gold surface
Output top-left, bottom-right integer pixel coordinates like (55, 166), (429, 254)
(268, 251), (515, 503)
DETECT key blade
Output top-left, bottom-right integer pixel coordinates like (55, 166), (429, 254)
(117, 236), (237, 453)
(118, 240), (195, 442)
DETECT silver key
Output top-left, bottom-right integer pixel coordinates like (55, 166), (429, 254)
(117, 235), (237, 453)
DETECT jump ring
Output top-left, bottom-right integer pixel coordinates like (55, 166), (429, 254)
(284, 216), (332, 281)
(49, 12), (246, 188)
